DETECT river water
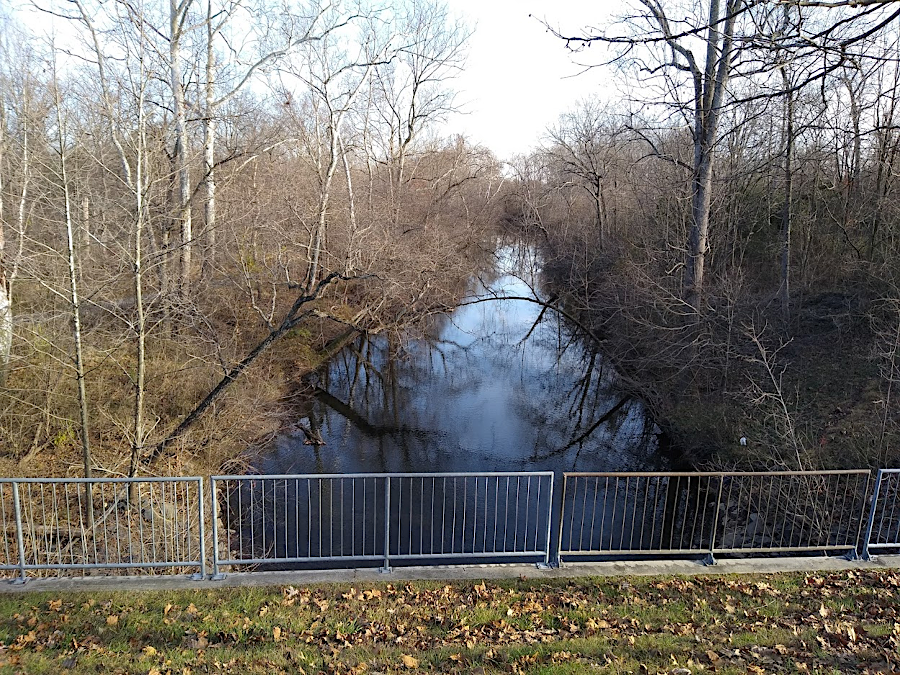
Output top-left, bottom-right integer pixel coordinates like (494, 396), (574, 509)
(258, 244), (668, 476)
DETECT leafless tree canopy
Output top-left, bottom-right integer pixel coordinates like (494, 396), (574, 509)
(5, 0), (900, 477)
(0, 0), (501, 478)
(513, 0), (900, 469)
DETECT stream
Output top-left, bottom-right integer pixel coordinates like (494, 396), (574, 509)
(258, 243), (669, 476)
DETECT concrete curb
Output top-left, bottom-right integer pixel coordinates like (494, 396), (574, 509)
(2, 554), (898, 594)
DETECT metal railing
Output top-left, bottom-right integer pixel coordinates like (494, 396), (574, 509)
(0, 467), (897, 583)
(0, 477), (205, 582)
(210, 472), (554, 576)
(863, 469), (900, 559)
(558, 470), (871, 563)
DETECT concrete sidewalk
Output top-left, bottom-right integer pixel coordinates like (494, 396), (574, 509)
(2, 554), (898, 594)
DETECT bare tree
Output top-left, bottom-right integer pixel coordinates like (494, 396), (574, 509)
(552, 0), (744, 311)
(277, 5), (393, 293)
(199, 0), (332, 258)
(0, 17), (44, 387)
(544, 101), (623, 251)
(51, 59), (93, 481)
(369, 0), (469, 226)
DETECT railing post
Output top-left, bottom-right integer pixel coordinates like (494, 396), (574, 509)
(210, 477), (224, 580)
(11, 481), (26, 584)
(555, 474), (567, 567)
(194, 478), (206, 580)
(862, 470), (884, 562)
(380, 476), (391, 573)
(705, 475), (725, 566)
(538, 473), (554, 569)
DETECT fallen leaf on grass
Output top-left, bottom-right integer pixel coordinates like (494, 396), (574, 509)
(401, 654), (418, 669)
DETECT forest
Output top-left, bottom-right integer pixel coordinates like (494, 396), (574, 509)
(0, 0), (502, 479)
(2, 0), (900, 479)
(506, 0), (900, 470)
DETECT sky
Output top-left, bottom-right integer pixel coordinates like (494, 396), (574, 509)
(10, 0), (615, 162)
(441, 0), (616, 160)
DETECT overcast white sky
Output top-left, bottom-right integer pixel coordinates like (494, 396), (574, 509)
(442, 1), (615, 160)
(13, 0), (614, 161)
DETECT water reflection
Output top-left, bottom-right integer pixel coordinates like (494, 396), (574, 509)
(259, 244), (667, 476)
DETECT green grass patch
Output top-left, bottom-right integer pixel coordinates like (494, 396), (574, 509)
(0, 570), (897, 673)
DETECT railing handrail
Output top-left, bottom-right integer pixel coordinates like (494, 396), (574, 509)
(562, 470), (871, 478)
(213, 471), (555, 480)
(0, 476), (203, 484)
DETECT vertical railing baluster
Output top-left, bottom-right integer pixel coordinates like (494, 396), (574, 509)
(851, 473), (867, 554)
(515, 476), (531, 549)
(862, 470), (883, 560)
(629, 477), (640, 550)
(708, 475), (725, 563)
(886, 474), (900, 546)
(196, 479), (206, 579)
(0, 484), (11, 569)
(12, 482), (25, 584)
(430, 477), (436, 555)
(461, 477), (467, 553)
(543, 474), (554, 567)
(382, 476), (391, 572)
(442, 477), (448, 555)
(889, 473), (900, 556)
(420, 477), (425, 556)
(360, 478), (365, 557)
(211, 478), (223, 579)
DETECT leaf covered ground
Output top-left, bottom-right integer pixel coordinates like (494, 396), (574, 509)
(0, 569), (898, 674)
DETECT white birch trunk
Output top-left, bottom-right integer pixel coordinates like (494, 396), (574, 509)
(204, 0), (217, 258)
(55, 80), (92, 480)
(171, 0), (194, 286)
(130, 24), (149, 478)
(0, 103), (10, 386)
(339, 135), (358, 274)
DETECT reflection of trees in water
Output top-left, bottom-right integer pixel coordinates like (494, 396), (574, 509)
(315, 309), (653, 469)
(271, 243), (663, 476)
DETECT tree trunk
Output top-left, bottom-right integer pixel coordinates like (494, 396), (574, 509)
(339, 135), (358, 274)
(683, 0), (740, 312)
(55, 83), (92, 483)
(170, 0), (194, 287)
(780, 67), (794, 329)
(0, 104), (12, 387)
(203, 0), (217, 261)
(130, 62), (148, 479)
(595, 174), (605, 251)
(685, 152), (714, 312)
(146, 272), (346, 465)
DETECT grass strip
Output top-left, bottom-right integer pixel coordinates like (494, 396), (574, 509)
(0, 569), (897, 674)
